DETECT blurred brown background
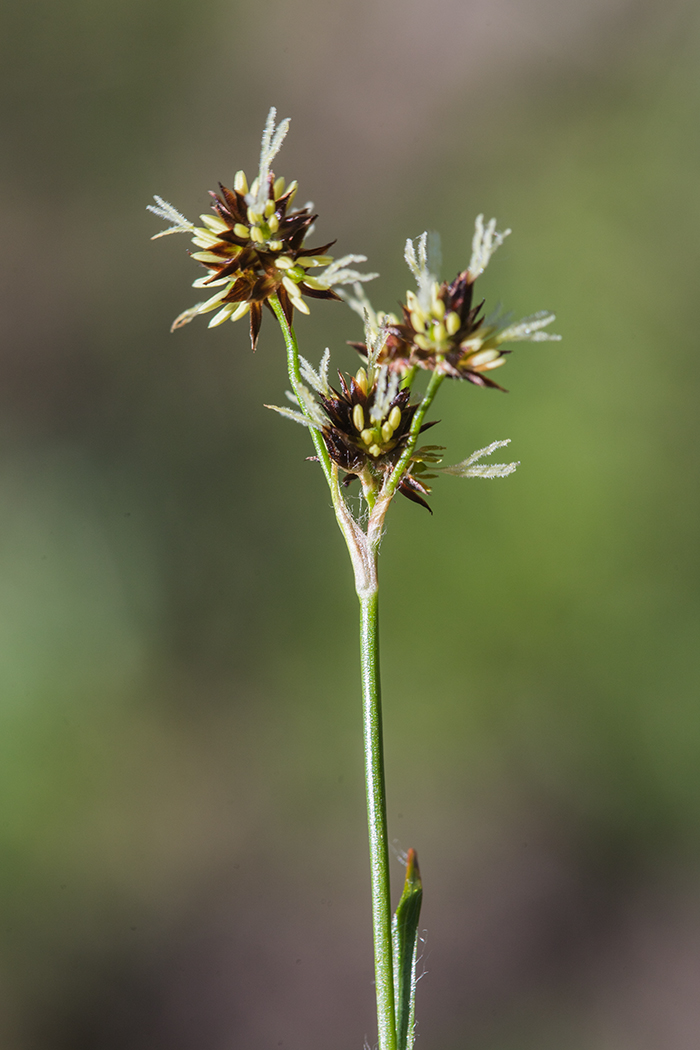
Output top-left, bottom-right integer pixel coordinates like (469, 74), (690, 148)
(1, 0), (699, 1047)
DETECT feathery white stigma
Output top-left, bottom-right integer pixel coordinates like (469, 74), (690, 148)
(147, 196), (195, 239)
(442, 439), (519, 479)
(251, 107), (291, 213)
(467, 215), (511, 282)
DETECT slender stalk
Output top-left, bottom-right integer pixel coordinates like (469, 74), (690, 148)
(383, 370), (445, 502)
(360, 587), (397, 1050)
(364, 371), (446, 551)
(268, 295), (334, 486)
(400, 364), (418, 390)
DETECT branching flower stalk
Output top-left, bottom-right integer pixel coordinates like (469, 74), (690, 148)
(149, 108), (560, 1050)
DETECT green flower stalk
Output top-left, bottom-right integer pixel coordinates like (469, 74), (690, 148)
(148, 107), (560, 1050)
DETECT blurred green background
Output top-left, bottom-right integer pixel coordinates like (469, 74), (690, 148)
(1, 0), (699, 1047)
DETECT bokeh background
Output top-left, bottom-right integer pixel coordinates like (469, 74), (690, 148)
(1, 0), (699, 1047)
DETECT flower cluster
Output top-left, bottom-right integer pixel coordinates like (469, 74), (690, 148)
(345, 219), (560, 390)
(266, 339), (440, 511)
(148, 109), (376, 349)
(149, 107), (558, 515)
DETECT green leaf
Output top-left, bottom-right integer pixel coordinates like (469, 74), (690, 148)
(392, 848), (423, 1050)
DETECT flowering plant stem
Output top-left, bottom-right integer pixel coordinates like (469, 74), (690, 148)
(149, 107), (559, 1050)
(270, 293), (402, 1049)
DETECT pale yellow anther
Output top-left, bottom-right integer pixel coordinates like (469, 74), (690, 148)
(233, 170), (248, 195)
(286, 180), (298, 202)
(381, 422), (393, 443)
(414, 334), (431, 351)
(247, 207), (263, 224)
(264, 200), (275, 218)
(301, 274), (322, 289)
(433, 322), (447, 343)
(275, 256), (294, 269)
(410, 311), (425, 334)
(208, 304), (235, 328)
(361, 428), (376, 446)
(297, 255), (333, 268)
(267, 214), (279, 233)
(249, 177), (260, 197)
(406, 290), (418, 311)
(273, 176), (286, 198)
(250, 226), (265, 244)
(355, 367), (368, 395)
(369, 444), (383, 458)
(432, 295), (446, 319)
(191, 251), (224, 264)
(388, 406), (402, 430)
(268, 240), (283, 251)
(282, 275), (300, 295)
(234, 223), (250, 239)
(290, 295), (310, 315)
(352, 404), (365, 431)
(191, 230), (220, 248)
(200, 214), (229, 232)
(230, 302), (251, 321)
(445, 311), (461, 336)
(468, 348), (501, 368)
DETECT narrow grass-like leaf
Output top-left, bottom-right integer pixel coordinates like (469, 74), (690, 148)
(392, 848), (423, 1050)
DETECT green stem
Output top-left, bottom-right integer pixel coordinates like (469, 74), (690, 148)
(360, 588), (397, 1050)
(269, 295), (334, 487)
(383, 370), (445, 502)
(400, 364), (418, 391)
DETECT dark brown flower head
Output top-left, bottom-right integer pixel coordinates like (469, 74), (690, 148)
(345, 220), (560, 387)
(319, 366), (439, 511)
(148, 108), (376, 349)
